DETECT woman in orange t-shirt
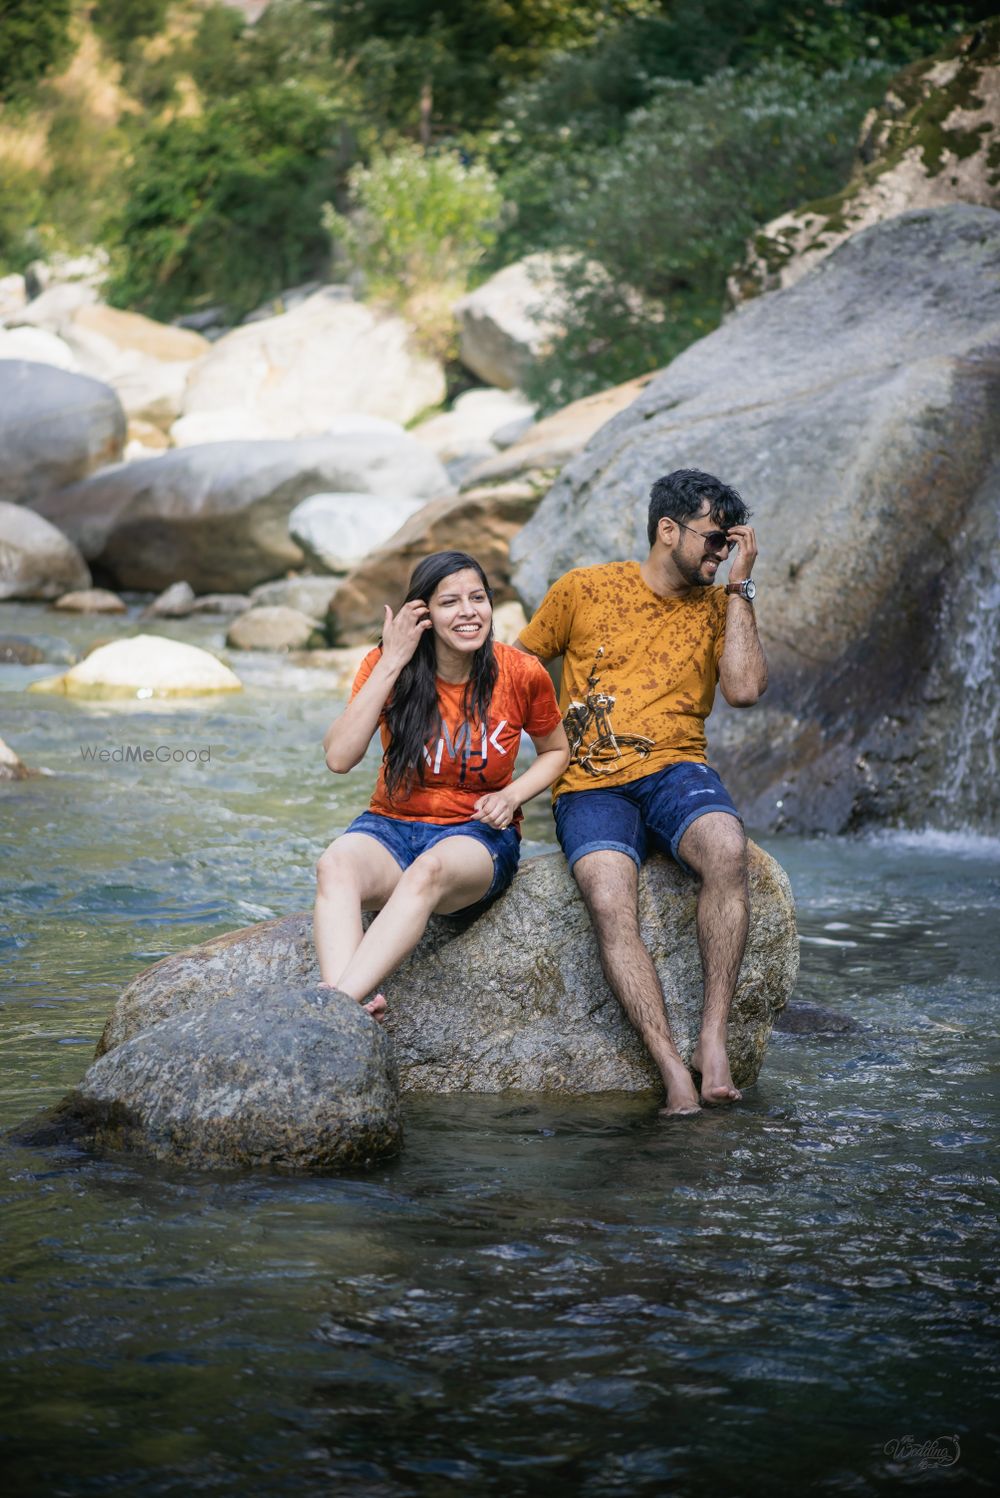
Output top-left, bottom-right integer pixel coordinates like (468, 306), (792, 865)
(315, 550), (569, 1019)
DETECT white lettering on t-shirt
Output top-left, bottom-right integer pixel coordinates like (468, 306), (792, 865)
(425, 718), (509, 774)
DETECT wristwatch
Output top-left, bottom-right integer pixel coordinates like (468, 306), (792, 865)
(726, 579), (756, 601)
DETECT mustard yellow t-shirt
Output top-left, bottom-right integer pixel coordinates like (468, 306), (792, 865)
(518, 561), (728, 798)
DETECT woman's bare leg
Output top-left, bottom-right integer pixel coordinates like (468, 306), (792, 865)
(314, 834), (403, 1006)
(335, 836), (495, 1004)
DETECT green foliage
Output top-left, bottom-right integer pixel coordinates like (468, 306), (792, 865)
(521, 57), (892, 409)
(92, 0), (170, 64)
(325, 144), (502, 296)
(106, 82), (346, 318)
(323, 0), (656, 136)
(0, 160), (46, 269)
(0, 0), (74, 100)
(324, 142), (503, 357)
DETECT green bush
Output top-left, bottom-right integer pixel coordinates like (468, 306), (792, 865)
(0, 0), (73, 101)
(521, 56), (891, 408)
(323, 143), (502, 356)
(325, 144), (502, 295)
(106, 82), (346, 319)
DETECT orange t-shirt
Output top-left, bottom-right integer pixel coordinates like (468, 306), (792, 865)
(518, 561), (728, 799)
(350, 640), (563, 826)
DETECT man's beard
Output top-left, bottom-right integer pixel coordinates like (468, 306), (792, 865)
(671, 545), (714, 588)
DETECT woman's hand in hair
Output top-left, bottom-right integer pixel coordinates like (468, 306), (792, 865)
(381, 600), (432, 670)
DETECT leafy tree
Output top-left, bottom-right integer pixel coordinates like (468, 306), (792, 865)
(92, 0), (170, 64)
(0, 0), (73, 100)
(521, 57), (892, 408)
(324, 0), (657, 136)
(106, 82), (348, 319)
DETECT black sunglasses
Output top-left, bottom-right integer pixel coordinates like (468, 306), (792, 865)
(674, 519), (734, 552)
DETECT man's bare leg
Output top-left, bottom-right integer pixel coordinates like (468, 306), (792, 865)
(573, 850), (701, 1116)
(677, 812), (749, 1105)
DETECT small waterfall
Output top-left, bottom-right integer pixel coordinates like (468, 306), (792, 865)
(929, 482), (1000, 831)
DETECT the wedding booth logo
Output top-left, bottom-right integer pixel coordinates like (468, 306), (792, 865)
(79, 742), (213, 766)
(883, 1434), (960, 1472)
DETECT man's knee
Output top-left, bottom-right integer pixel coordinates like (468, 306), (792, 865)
(680, 813), (747, 884)
(573, 853), (640, 932)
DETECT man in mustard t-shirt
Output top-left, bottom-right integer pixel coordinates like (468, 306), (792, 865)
(517, 468), (768, 1116)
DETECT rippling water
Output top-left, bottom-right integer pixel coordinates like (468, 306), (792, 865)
(1, 603), (998, 1495)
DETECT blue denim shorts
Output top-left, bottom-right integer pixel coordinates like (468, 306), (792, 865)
(343, 810), (521, 914)
(553, 762), (742, 877)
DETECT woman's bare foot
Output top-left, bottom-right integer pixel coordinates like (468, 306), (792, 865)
(363, 992), (387, 1023)
(690, 1040), (742, 1105)
(317, 981), (386, 1024)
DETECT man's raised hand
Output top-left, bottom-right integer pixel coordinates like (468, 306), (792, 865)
(726, 524), (757, 583)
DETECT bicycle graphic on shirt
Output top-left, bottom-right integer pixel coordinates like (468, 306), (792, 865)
(564, 648), (654, 777)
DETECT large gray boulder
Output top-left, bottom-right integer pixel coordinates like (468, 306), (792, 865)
(512, 205), (1000, 835)
(453, 253), (571, 389)
(28, 435), (453, 593)
(0, 360), (125, 505)
(30, 985), (402, 1173)
(178, 287), (446, 437)
(0, 500), (91, 600)
(96, 843), (798, 1095)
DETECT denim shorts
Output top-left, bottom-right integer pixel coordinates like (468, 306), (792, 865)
(343, 809), (521, 914)
(553, 762), (742, 877)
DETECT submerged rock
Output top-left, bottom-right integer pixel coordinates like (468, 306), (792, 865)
(29, 633), (242, 699)
(226, 605), (323, 652)
(53, 587), (126, 614)
(0, 735), (37, 781)
(96, 843), (798, 1095)
(23, 985), (402, 1173)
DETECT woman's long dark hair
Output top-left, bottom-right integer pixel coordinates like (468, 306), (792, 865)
(382, 551), (498, 802)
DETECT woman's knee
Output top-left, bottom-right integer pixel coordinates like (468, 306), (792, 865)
(316, 844), (363, 895)
(397, 849), (446, 902)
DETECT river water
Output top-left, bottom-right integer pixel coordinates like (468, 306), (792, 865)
(1, 603), (997, 1496)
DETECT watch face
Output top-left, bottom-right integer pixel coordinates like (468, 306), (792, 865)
(745, 579), (756, 600)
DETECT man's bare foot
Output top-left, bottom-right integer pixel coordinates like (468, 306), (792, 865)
(690, 1040), (742, 1105)
(363, 992), (387, 1023)
(658, 1057), (702, 1117)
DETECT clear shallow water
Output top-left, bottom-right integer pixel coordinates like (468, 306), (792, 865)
(1, 603), (998, 1496)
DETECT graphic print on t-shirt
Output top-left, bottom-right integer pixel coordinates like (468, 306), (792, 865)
(564, 647), (654, 777)
(422, 714), (509, 780)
